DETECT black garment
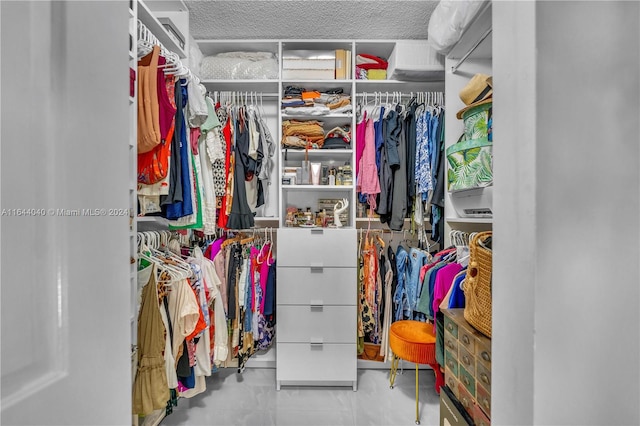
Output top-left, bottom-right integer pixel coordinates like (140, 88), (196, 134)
(263, 260), (276, 319)
(376, 119), (393, 219)
(388, 245), (398, 314)
(226, 243), (242, 321)
(226, 118), (255, 230)
(405, 101), (418, 205)
(379, 252), (387, 327)
(389, 114), (408, 231)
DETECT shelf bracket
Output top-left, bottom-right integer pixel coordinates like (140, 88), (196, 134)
(450, 27), (492, 74)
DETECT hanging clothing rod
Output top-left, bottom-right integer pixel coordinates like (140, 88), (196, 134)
(354, 92), (443, 97)
(450, 27), (492, 74)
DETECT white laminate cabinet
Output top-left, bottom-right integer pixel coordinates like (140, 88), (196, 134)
(276, 228), (357, 390)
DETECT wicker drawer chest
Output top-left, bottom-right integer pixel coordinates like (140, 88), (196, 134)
(442, 308), (492, 426)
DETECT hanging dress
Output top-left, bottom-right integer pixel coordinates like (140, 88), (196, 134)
(133, 265), (170, 416)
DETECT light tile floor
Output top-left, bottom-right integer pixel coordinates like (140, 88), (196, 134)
(161, 367), (440, 426)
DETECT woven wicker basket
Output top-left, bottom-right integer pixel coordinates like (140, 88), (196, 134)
(462, 231), (493, 338)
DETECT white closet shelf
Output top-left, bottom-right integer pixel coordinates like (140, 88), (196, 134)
(200, 79), (279, 93)
(445, 217), (493, 224)
(137, 0), (186, 58)
(281, 113), (353, 119)
(447, 0), (492, 61)
(283, 149), (353, 156)
(355, 79), (445, 93)
(282, 185), (354, 191)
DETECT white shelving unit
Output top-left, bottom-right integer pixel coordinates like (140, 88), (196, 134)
(443, 1), (494, 247)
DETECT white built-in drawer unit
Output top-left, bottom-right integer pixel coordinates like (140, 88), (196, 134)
(276, 228), (357, 390)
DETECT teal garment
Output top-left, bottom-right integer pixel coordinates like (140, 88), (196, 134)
(416, 262), (446, 316)
(200, 97), (221, 133)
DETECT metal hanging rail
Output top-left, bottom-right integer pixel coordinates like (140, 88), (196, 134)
(450, 27), (492, 74)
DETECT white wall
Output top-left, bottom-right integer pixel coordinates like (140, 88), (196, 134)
(1, 2), (131, 424)
(493, 1), (640, 424)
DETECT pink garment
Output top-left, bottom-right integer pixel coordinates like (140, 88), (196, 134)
(355, 112), (367, 177)
(258, 243), (273, 314)
(190, 127), (201, 155)
(432, 263), (463, 332)
(213, 250), (228, 315)
(250, 247), (260, 312)
(356, 118), (380, 208)
(157, 56), (177, 141)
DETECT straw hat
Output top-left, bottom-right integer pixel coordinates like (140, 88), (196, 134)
(456, 74), (493, 119)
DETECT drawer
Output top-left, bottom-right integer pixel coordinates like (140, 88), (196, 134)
(277, 267), (356, 305)
(277, 305), (356, 343)
(476, 339), (492, 370)
(474, 403), (491, 426)
(459, 364), (476, 397)
(477, 361), (491, 392)
(444, 368), (459, 400)
(277, 228), (356, 267)
(444, 314), (458, 339)
(457, 381), (475, 418)
(444, 349), (459, 378)
(458, 344), (475, 376)
(477, 379), (491, 418)
(276, 342), (357, 382)
(444, 330), (458, 354)
(458, 325), (477, 355)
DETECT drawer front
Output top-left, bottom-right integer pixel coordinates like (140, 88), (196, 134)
(445, 368), (459, 400)
(444, 315), (459, 339)
(474, 403), (491, 426)
(277, 267), (356, 305)
(459, 365), (476, 397)
(277, 305), (356, 343)
(477, 340), (492, 370)
(457, 381), (475, 418)
(477, 379), (491, 418)
(444, 349), (459, 378)
(458, 325), (476, 355)
(444, 330), (458, 354)
(277, 228), (356, 267)
(276, 343), (357, 382)
(477, 361), (491, 392)
(458, 344), (475, 376)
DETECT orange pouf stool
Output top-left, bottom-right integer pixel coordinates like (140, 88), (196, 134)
(389, 320), (444, 425)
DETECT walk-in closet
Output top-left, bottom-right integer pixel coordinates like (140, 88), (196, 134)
(1, 1), (639, 426)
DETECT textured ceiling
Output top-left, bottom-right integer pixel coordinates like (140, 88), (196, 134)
(185, 1), (439, 40)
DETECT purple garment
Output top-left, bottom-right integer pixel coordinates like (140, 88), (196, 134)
(432, 262), (463, 321)
(156, 56), (176, 141)
(355, 113), (367, 177)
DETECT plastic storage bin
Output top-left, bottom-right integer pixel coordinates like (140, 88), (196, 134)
(386, 40), (444, 81)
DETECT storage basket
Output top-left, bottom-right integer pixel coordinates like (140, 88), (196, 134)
(462, 231), (492, 338)
(446, 135), (493, 192)
(462, 102), (492, 141)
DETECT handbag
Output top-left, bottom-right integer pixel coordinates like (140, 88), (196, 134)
(446, 133), (493, 192)
(462, 231), (492, 338)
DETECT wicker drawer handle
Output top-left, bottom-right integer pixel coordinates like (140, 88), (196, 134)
(462, 355), (471, 366)
(446, 341), (455, 350)
(447, 359), (455, 369)
(462, 335), (470, 345)
(447, 323), (454, 331)
(481, 351), (491, 362)
(461, 397), (469, 408)
(482, 398), (490, 409)
(463, 376), (470, 386)
(481, 372), (490, 384)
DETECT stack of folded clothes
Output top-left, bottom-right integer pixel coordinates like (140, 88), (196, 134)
(355, 54), (388, 80)
(281, 86), (352, 115)
(281, 119), (326, 149)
